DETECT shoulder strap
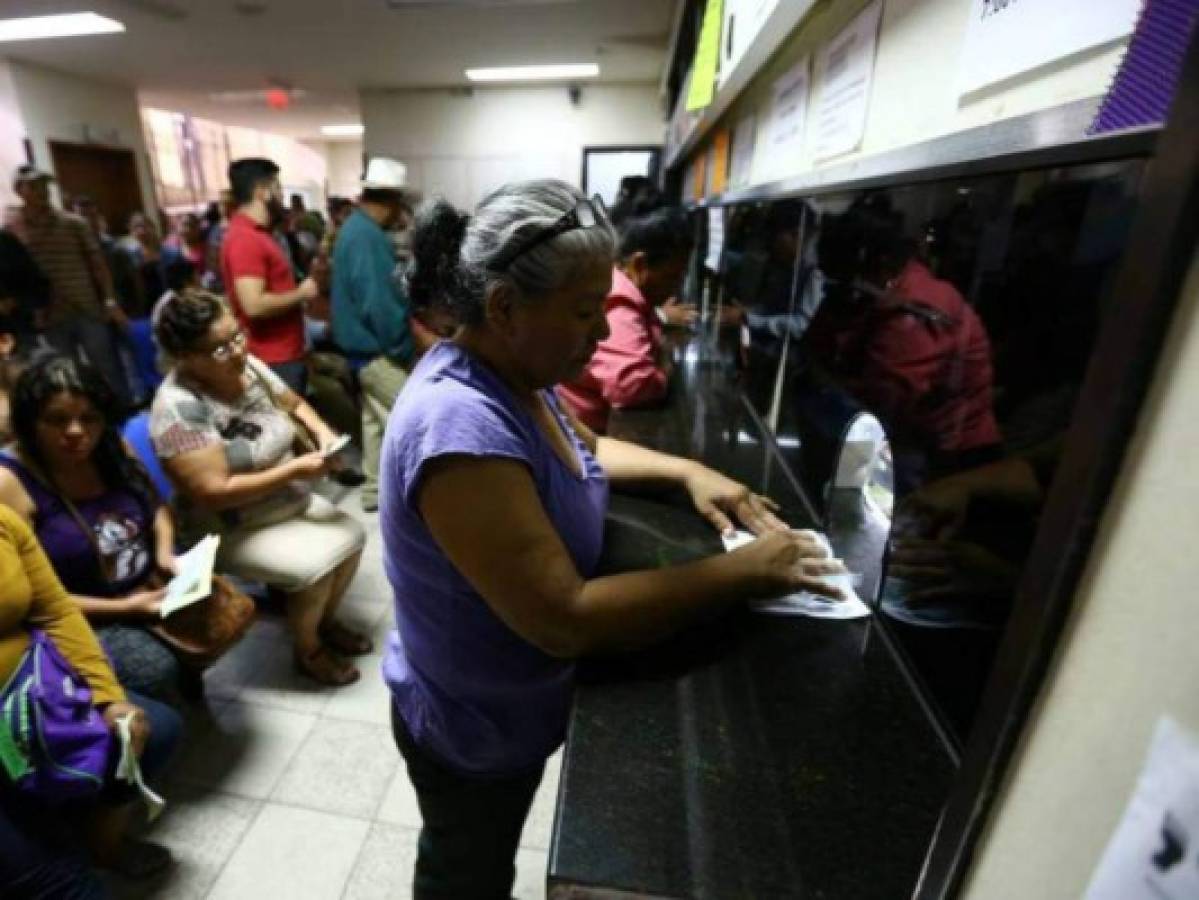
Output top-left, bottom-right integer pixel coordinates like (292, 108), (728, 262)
(247, 359), (318, 454)
(17, 458), (116, 588)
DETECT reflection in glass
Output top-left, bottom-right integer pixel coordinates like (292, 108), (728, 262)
(755, 160), (1145, 742)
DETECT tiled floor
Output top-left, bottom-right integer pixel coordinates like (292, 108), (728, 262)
(109, 488), (558, 899)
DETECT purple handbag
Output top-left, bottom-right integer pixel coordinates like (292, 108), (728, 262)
(0, 629), (115, 803)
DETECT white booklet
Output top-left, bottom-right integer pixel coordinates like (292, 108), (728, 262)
(722, 528), (872, 620)
(160, 534), (220, 618)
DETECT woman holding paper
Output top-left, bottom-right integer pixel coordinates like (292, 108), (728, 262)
(0, 355), (183, 702)
(0, 503), (181, 887)
(382, 181), (844, 898)
(150, 289), (368, 686)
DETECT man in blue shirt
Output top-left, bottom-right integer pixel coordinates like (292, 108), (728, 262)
(332, 158), (416, 512)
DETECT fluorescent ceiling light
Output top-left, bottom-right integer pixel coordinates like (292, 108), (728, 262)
(0, 12), (124, 43)
(466, 63), (600, 82)
(321, 124), (365, 137)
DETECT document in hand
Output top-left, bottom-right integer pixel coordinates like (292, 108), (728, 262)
(160, 534), (221, 618)
(722, 529), (872, 619)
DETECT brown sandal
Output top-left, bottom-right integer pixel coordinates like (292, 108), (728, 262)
(294, 646), (360, 686)
(319, 621), (373, 657)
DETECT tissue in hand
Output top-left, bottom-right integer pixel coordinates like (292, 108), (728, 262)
(721, 529), (872, 620)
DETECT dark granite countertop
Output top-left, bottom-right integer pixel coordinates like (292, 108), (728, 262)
(548, 340), (956, 899)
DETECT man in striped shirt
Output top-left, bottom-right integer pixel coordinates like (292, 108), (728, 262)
(6, 165), (132, 407)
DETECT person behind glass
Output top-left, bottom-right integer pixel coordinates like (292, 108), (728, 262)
(804, 194), (1002, 488)
(383, 180), (842, 899)
(0, 504), (181, 889)
(5, 165), (133, 410)
(220, 158), (320, 396)
(0, 356), (184, 702)
(557, 206), (693, 433)
(150, 290), (369, 685)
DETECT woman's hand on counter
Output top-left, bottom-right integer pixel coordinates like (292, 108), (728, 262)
(682, 463), (786, 536)
(733, 530), (846, 601)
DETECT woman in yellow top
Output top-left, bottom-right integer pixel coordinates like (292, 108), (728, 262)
(0, 504), (182, 890)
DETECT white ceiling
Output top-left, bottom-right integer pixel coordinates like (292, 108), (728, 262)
(0, 0), (675, 140)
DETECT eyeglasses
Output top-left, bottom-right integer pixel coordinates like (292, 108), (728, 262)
(488, 194), (610, 272)
(203, 331), (247, 362)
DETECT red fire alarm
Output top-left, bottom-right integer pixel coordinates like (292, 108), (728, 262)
(265, 88), (290, 110)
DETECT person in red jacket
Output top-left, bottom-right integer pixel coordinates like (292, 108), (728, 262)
(804, 196), (1002, 487)
(558, 207), (693, 432)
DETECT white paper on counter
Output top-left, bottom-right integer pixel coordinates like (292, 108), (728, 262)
(1086, 717), (1199, 900)
(811, 0), (882, 161)
(762, 55), (811, 179)
(722, 529), (872, 620)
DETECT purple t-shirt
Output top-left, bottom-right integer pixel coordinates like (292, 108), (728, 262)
(380, 342), (609, 775)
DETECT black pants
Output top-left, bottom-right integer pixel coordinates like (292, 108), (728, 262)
(390, 703), (544, 900)
(269, 358), (308, 396)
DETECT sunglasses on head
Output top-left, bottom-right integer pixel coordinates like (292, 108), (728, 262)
(488, 194), (610, 272)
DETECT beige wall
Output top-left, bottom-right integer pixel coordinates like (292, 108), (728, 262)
(4, 58), (156, 216)
(0, 62), (26, 210)
(322, 139), (365, 199)
(962, 249), (1199, 898)
(362, 83), (663, 209)
(707, 0), (1129, 187)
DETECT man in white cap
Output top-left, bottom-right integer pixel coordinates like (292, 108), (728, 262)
(331, 157), (420, 512)
(6, 165), (132, 406)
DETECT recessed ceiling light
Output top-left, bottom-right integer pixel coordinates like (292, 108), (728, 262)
(0, 12), (124, 43)
(465, 64), (600, 83)
(321, 124), (365, 137)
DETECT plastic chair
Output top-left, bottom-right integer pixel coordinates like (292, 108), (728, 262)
(121, 411), (173, 502)
(126, 318), (163, 394)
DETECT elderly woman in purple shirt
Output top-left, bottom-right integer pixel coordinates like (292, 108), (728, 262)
(380, 179), (841, 899)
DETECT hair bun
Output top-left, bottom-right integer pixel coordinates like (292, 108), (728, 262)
(408, 200), (470, 310)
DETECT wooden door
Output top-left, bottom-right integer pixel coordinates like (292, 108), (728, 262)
(48, 141), (144, 236)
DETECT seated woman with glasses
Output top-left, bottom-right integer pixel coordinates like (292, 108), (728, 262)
(149, 289), (368, 686)
(383, 179), (842, 898)
(0, 355), (183, 702)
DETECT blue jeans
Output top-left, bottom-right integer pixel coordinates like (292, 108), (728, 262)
(0, 691), (181, 899)
(120, 690), (182, 782)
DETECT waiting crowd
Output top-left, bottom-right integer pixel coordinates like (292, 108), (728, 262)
(0, 158), (838, 899)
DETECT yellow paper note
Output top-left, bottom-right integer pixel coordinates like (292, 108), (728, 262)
(686, 0), (725, 112)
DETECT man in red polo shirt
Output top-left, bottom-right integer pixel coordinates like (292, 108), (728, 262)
(221, 157), (319, 393)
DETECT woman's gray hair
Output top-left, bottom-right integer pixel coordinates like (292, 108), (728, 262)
(407, 179), (615, 326)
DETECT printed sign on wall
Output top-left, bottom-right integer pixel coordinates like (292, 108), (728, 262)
(762, 55), (811, 178)
(958, 0), (1141, 96)
(811, 0), (883, 162)
(1087, 718), (1199, 900)
(729, 113), (757, 189)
